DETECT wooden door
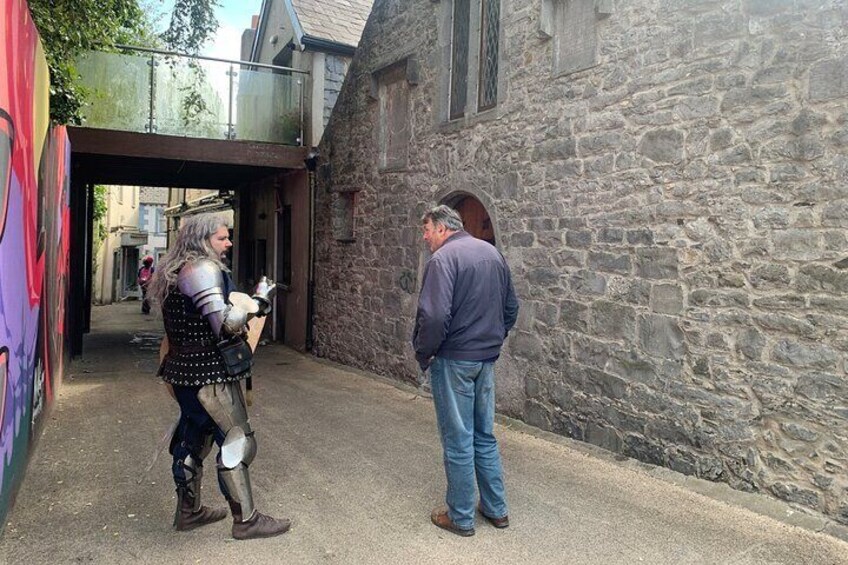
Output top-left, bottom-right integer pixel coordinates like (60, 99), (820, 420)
(454, 196), (495, 245)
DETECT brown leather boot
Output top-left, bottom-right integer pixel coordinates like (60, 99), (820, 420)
(231, 509), (292, 540)
(174, 489), (227, 531)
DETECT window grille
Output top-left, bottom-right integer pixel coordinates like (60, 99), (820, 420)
(449, 0), (471, 120)
(477, 0), (500, 111)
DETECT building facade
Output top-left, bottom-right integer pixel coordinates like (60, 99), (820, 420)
(138, 186), (169, 264)
(92, 185), (148, 305)
(315, 0), (848, 522)
(245, 0), (374, 145)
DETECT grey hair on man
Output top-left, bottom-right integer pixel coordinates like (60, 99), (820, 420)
(421, 204), (464, 231)
(147, 212), (231, 308)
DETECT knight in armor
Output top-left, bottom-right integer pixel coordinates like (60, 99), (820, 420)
(147, 213), (290, 540)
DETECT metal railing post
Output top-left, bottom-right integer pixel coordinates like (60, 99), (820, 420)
(298, 77), (305, 147)
(227, 64), (236, 140)
(146, 54), (157, 133)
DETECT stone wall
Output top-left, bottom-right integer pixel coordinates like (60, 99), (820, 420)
(139, 186), (168, 205)
(315, 0), (848, 522)
(323, 54), (351, 129)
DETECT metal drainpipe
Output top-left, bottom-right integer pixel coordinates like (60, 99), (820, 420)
(305, 151), (318, 351)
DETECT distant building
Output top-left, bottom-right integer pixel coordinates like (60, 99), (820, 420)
(244, 0), (374, 145)
(92, 185), (147, 304)
(138, 186), (169, 264)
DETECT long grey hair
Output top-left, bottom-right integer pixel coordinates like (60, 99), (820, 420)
(147, 212), (230, 307)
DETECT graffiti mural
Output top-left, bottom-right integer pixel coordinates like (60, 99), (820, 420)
(0, 0), (71, 526)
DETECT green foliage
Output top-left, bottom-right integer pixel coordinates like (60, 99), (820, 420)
(29, 0), (220, 125)
(93, 185), (109, 243)
(28, 0), (152, 124)
(161, 0), (220, 55)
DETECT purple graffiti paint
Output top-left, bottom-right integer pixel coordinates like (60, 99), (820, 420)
(0, 170), (40, 489)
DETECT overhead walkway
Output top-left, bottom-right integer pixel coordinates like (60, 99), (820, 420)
(69, 45), (309, 189)
(1, 302), (846, 564)
(65, 46), (311, 357)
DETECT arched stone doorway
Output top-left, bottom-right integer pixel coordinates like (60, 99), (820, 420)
(448, 194), (495, 246)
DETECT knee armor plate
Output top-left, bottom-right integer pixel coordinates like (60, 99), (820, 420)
(198, 382), (255, 468)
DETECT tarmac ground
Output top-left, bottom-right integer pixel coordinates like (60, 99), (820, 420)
(1, 301), (848, 564)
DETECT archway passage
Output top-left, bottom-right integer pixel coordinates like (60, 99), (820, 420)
(454, 195), (495, 246)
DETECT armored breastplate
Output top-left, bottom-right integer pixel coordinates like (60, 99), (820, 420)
(159, 286), (249, 387)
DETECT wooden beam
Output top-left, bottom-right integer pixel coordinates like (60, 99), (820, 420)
(67, 127), (308, 170)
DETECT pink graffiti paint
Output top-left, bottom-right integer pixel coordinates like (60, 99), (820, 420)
(0, 348), (7, 441)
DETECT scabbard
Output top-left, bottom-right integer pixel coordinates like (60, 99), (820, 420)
(246, 376), (253, 406)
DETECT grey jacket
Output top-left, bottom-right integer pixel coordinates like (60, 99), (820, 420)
(413, 231), (519, 370)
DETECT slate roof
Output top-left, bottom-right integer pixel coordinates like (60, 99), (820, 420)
(290, 0), (374, 48)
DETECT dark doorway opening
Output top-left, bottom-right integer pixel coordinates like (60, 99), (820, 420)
(453, 195), (495, 246)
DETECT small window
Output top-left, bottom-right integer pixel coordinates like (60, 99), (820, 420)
(378, 64), (410, 171)
(447, 0), (501, 121)
(477, 0), (501, 111)
(552, 0), (603, 77)
(333, 192), (355, 242)
(449, 0), (471, 119)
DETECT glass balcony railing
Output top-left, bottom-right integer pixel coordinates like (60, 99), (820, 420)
(75, 46), (307, 146)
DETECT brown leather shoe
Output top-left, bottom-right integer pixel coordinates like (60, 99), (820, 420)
(174, 505), (228, 531)
(478, 506), (509, 528)
(430, 507), (474, 537)
(232, 510), (292, 540)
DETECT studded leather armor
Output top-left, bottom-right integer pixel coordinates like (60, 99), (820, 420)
(159, 262), (251, 387)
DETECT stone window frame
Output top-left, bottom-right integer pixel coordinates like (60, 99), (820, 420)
(539, 0), (613, 79)
(368, 57), (420, 173)
(332, 191), (356, 243)
(437, 0), (508, 129)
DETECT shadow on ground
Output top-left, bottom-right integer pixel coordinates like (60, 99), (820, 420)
(1, 302), (847, 565)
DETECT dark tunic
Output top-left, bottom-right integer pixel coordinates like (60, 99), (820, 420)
(158, 268), (251, 387)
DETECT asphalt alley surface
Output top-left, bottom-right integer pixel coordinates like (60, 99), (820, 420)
(2, 301), (847, 564)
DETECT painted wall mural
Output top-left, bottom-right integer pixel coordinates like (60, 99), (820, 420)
(0, 0), (72, 525)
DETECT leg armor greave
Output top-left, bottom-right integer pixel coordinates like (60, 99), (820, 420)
(198, 382), (258, 522)
(176, 433), (214, 513)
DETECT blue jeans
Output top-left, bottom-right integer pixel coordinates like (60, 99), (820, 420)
(429, 357), (507, 529)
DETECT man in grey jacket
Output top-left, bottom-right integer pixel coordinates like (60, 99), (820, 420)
(413, 204), (519, 537)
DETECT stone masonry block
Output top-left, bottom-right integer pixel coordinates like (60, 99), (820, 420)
(797, 265), (848, 293)
(570, 270), (607, 296)
(560, 299), (589, 332)
(590, 300), (636, 342)
(810, 57), (848, 102)
(822, 200), (848, 228)
(744, 0), (793, 15)
(598, 227), (624, 243)
(771, 339), (840, 370)
(736, 328), (765, 361)
(588, 251), (631, 274)
(639, 314), (685, 360)
(772, 230), (821, 261)
(624, 433), (665, 466)
(586, 422), (622, 452)
(650, 283), (684, 315)
(566, 230), (593, 248)
(637, 247), (679, 279)
(638, 128), (684, 163)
